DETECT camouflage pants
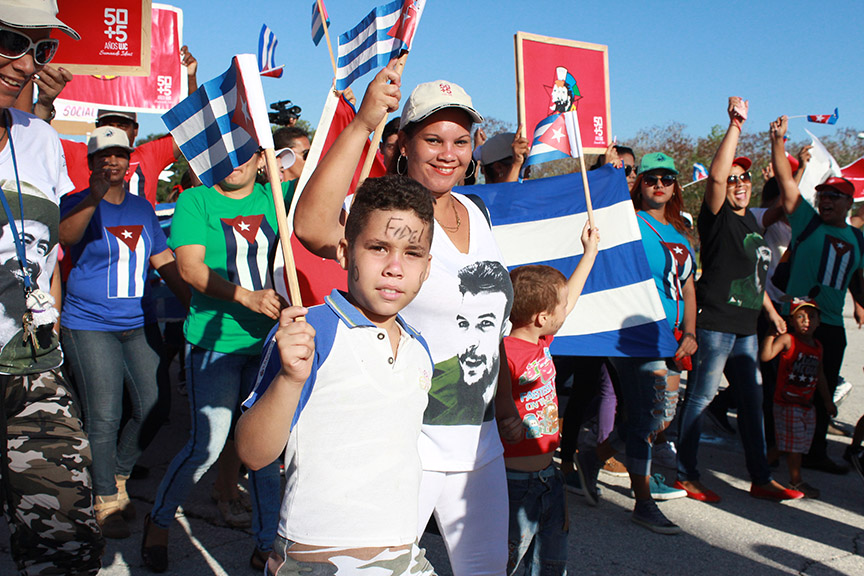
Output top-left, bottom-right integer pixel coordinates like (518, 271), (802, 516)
(1, 370), (104, 575)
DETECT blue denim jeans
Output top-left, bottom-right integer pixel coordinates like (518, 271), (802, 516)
(150, 346), (281, 551)
(506, 465), (567, 576)
(61, 324), (161, 496)
(677, 329), (771, 485)
(609, 357), (677, 476)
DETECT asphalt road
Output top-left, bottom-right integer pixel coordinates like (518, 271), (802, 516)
(2, 298), (863, 575)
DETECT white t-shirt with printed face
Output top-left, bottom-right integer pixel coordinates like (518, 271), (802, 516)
(0, 110), (73, 352)
(401, 192), (513, 472)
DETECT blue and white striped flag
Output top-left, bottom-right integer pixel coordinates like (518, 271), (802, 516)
(162, 54), (274, 188)
(465, 164), (678, 357)
(335, 0), (403, 90)
(311, 0), (330, 46)
(258, 24), (284, 78)
(692, 162), (708, 182)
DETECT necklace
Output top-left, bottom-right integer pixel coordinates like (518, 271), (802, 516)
(437, 197), (461, 232)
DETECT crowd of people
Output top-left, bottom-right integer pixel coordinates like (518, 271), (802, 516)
(1, 2), (864, 576)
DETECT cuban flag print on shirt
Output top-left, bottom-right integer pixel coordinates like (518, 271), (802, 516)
(819, 235), (855, 290)
(222, 214), (277, 290)
(106, 225), (148, 298)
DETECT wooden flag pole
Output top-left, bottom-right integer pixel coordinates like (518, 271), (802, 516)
(357, 52), (409, 186)
(264, 148), (304, 309)
(577, 153), (595, 230)
(317, 0), (338, 79)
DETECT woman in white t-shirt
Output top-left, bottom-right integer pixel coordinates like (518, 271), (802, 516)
(295, 61), (517, 576)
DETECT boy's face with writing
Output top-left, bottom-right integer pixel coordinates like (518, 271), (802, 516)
(338, 209), (432, 326)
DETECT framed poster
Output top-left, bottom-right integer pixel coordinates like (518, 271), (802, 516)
(515, 32), (610, 154)
(53, 0), (152, 76)
(53, 4), (185, 126)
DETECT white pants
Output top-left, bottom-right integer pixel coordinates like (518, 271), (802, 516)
(417, 455), (508, 576)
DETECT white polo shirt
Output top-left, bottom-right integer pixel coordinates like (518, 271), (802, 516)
(246, 290), (433, 547)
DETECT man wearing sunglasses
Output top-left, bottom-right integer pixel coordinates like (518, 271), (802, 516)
(273, 126), (311, 183)
(31, 46), (199, 207)
(0, 1), (105, 574)
(771, 115), (864, 475)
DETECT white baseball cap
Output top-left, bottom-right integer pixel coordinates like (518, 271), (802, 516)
(0, 0), (79, 40)
(480, 133), (516, 165)
(400, 80), (483, 130)
(87, 126), (134, 156)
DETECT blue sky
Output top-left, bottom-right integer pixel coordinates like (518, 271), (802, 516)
(133, 0), (864, 145)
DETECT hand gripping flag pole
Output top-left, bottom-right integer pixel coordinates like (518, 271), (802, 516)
(358, 0), (426, 185)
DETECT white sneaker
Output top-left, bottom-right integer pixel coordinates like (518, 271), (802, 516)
(653, 441), (678, 468)
(834, 377), (852, 406)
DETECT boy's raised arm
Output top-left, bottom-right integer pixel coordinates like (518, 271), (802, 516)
(236, 306), (315, 471)
(565, 222), (600, 314)
(760, 332), (790, 363)
(295, 62), (402, 260)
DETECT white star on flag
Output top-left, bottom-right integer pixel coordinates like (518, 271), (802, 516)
(673, 246), (684, 254)
(238, 221), (251, 231)
(122, 230), (133, 239)
(550, 127), (565, 143)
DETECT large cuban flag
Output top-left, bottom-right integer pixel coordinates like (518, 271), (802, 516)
(465, 164), (678, 357)
(221, 214), (278, 291)
(106, 225), (148, 299)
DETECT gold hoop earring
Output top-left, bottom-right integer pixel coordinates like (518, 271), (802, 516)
(396, 154), (407, 175)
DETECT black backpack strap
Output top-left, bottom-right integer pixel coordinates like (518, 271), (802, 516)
(850, 225), (864, 255)
(794, 213), (823, 247)
(463, 193), (492, 229)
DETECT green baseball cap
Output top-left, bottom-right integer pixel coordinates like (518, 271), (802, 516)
(639, 152), (678, 175)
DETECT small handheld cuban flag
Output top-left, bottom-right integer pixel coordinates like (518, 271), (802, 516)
(162, 54), (274, 188)
(692, 162), (708, 182)
(311, 0), (330, 46)
(807, 108), (839, 125)
(258, 24), (284, 78)
(387, 0), (426, 51)
(523, 110), (583, 170)
(335, 0), (405, 90)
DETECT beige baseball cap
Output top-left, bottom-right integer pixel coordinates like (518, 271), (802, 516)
(400, 80), (483, 130)
(0, 0), (79, 40)
(87, 126), (134, 156)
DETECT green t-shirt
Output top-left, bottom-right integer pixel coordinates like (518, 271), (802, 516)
(169, 180), (295, 354)
(787, 200), (864, 326)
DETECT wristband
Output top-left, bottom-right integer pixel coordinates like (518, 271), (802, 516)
(683, 332), (696, 341)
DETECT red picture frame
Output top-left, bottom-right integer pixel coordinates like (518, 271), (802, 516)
(515, 32), (611, 154)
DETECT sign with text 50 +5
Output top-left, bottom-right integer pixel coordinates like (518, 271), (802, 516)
(52, 0), (152, 76)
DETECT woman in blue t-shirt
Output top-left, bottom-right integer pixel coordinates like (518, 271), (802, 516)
(605, 153), (697, 534)
(59, 127), (188, 539)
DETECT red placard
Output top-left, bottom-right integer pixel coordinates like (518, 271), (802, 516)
(54, 4), (185, 125)
(515, 32), (611, 153)
(53, 0), (151, 76)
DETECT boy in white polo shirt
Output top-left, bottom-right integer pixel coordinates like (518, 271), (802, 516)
(237, 175), (437, 576)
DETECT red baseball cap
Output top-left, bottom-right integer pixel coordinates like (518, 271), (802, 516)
(790, 297), (819, 315)
(815, 177), (855, 197)
(732, 156), (752, 171)
(787, 155), (799, 173)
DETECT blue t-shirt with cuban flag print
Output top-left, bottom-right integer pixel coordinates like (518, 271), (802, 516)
(636, 211), (695, 331)
(61, 189), (168, 331)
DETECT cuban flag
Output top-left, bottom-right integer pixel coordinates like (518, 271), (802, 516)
(311, 0), (330, 46)
(162, 54), (274, 188)
(387, 0), (425, 51)
(692, 162), (708, 182)
(222, 214), (278, 291)
(819, 235), (855, 291)
(808, 108), (839, 125)
(335, 0), (404, 90)
(523, 111), (583, 171)
(464, 164), (678, 357)
(258, 24), (284, 78)
(106, 225), (148, 299)
(841, 156), (864, 199)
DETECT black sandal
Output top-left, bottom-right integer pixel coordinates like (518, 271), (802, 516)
(141, 513), (168, 573)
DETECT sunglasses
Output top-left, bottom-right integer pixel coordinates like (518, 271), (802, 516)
(643, 174), (677, 187)
(623, 165), (634, 177)
(0, 25), (59, 66)
(726, 171), (752, 185)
